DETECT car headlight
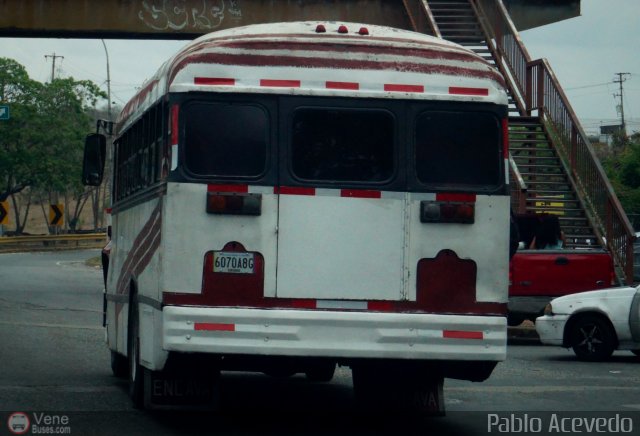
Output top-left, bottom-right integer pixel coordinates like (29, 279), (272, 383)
(543, 303), (554, 316)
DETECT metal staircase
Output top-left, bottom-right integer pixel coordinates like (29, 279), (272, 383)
(406, 0), (635, 282)
(509, 117), (596, 247)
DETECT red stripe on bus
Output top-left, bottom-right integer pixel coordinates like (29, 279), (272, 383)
(443, 330), (484, 340)
(384, 84), (424, 93)
(260, 79), (301, 88)
(290, 299), (317, 309)
(275, 186), (316, 196)
(326, 81), (360, 90)
(207, 184), (249, 193)
(194, 323), (236, 332)
(435, 193), (477, 203)
(219, 39), (484, 64)
(195, 77), (236, 86)
(169, 53), (506, 92)
(367, 301), (395, 311)
(449, 86), (489, 96)
(340, 189), (382, 199)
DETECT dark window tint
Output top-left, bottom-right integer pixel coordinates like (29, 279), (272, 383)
(113, 103), (164, 202)
(415, 111), (501, 187)
(291, 109), (394, 182)
(184, 103), (268, 177)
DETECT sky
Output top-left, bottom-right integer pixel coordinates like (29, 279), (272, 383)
(0, 0), (638, 136)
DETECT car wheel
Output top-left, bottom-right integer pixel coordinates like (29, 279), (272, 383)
(569, 315), (616, 361)
(128, 294), (144, 408)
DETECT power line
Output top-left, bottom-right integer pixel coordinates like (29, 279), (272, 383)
(565, 81), (611, 91)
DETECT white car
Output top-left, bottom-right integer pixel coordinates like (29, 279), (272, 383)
(536, 286), (640, 361)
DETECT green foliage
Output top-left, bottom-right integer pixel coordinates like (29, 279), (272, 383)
(602, 132), (640, 227)
(0, 57), (106, 232)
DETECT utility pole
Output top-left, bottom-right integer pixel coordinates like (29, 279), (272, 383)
(44, 52), (64, 234)
(101, 40), (113, 230)
(613, 72), (631, 139)
(44, 52), (64, 82)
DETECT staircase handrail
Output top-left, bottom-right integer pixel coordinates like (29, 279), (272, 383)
(509, 152), (528, 214)
(402, 0), (442, 37)
(528, 58), (636, 281)
(419, 0), (442, 38)
(472, 0), (635, 282)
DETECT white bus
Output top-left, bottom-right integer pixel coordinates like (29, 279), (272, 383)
(83, 21), (510, 413)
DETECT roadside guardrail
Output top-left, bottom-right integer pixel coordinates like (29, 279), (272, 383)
(0, 233), (107, 253)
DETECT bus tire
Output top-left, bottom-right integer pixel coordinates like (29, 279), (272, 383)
(127, 291), (144, 408)
(111, 351), (127, 378)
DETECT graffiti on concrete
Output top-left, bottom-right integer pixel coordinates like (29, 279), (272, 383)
(138, 0), (242, 31)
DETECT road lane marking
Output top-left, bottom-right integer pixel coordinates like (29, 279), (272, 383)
(0, 320), (102, 330)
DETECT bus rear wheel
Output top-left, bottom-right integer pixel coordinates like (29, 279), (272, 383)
(111, 351), (127, 378)
(128, 294), (144, 408)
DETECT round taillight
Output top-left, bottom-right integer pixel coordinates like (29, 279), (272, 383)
(315, 24), (326, 33)
(358, 27), (369, 35)
(338, 25), (348, 34)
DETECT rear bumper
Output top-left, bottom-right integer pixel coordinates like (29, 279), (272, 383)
(163, 306), (507, 361)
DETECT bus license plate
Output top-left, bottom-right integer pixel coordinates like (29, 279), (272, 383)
(213, 252), (255, 274)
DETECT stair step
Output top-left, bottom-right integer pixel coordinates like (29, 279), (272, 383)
(515, 162), (562, 167)
(512, 152), (556, 158)
(510, 141), (552, 146)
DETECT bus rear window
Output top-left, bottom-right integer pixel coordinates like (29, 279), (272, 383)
(184, 102), (268, 177)
(291, 108), (394, 182)
(415, 111), (501, 188)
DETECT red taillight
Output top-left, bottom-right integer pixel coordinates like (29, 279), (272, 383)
(315, 24), (326, 33)
(206, 192), (262, 215)
(420, 201), (475, 224)
(338, 25), (349, 34)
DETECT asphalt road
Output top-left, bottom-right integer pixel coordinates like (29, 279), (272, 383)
(0, 250), (639, 436)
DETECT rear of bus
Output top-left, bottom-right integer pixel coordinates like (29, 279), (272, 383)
(157, 22), (509, 401)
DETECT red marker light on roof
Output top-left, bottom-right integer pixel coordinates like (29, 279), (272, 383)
(315, 24), (326, 33)
(358, 27), (369, 35)
(338, 25), (349, 34)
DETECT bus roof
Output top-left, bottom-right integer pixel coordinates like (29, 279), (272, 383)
(117, 21), (508, 132)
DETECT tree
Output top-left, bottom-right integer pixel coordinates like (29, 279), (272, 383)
(602, 132), (640, 229)
(0, 58), (44, 232)
(0, 57), (106, 234)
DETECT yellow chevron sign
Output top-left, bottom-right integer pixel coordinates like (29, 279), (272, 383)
(0, 201), (9, 225)
(49, 204), (64, 226)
